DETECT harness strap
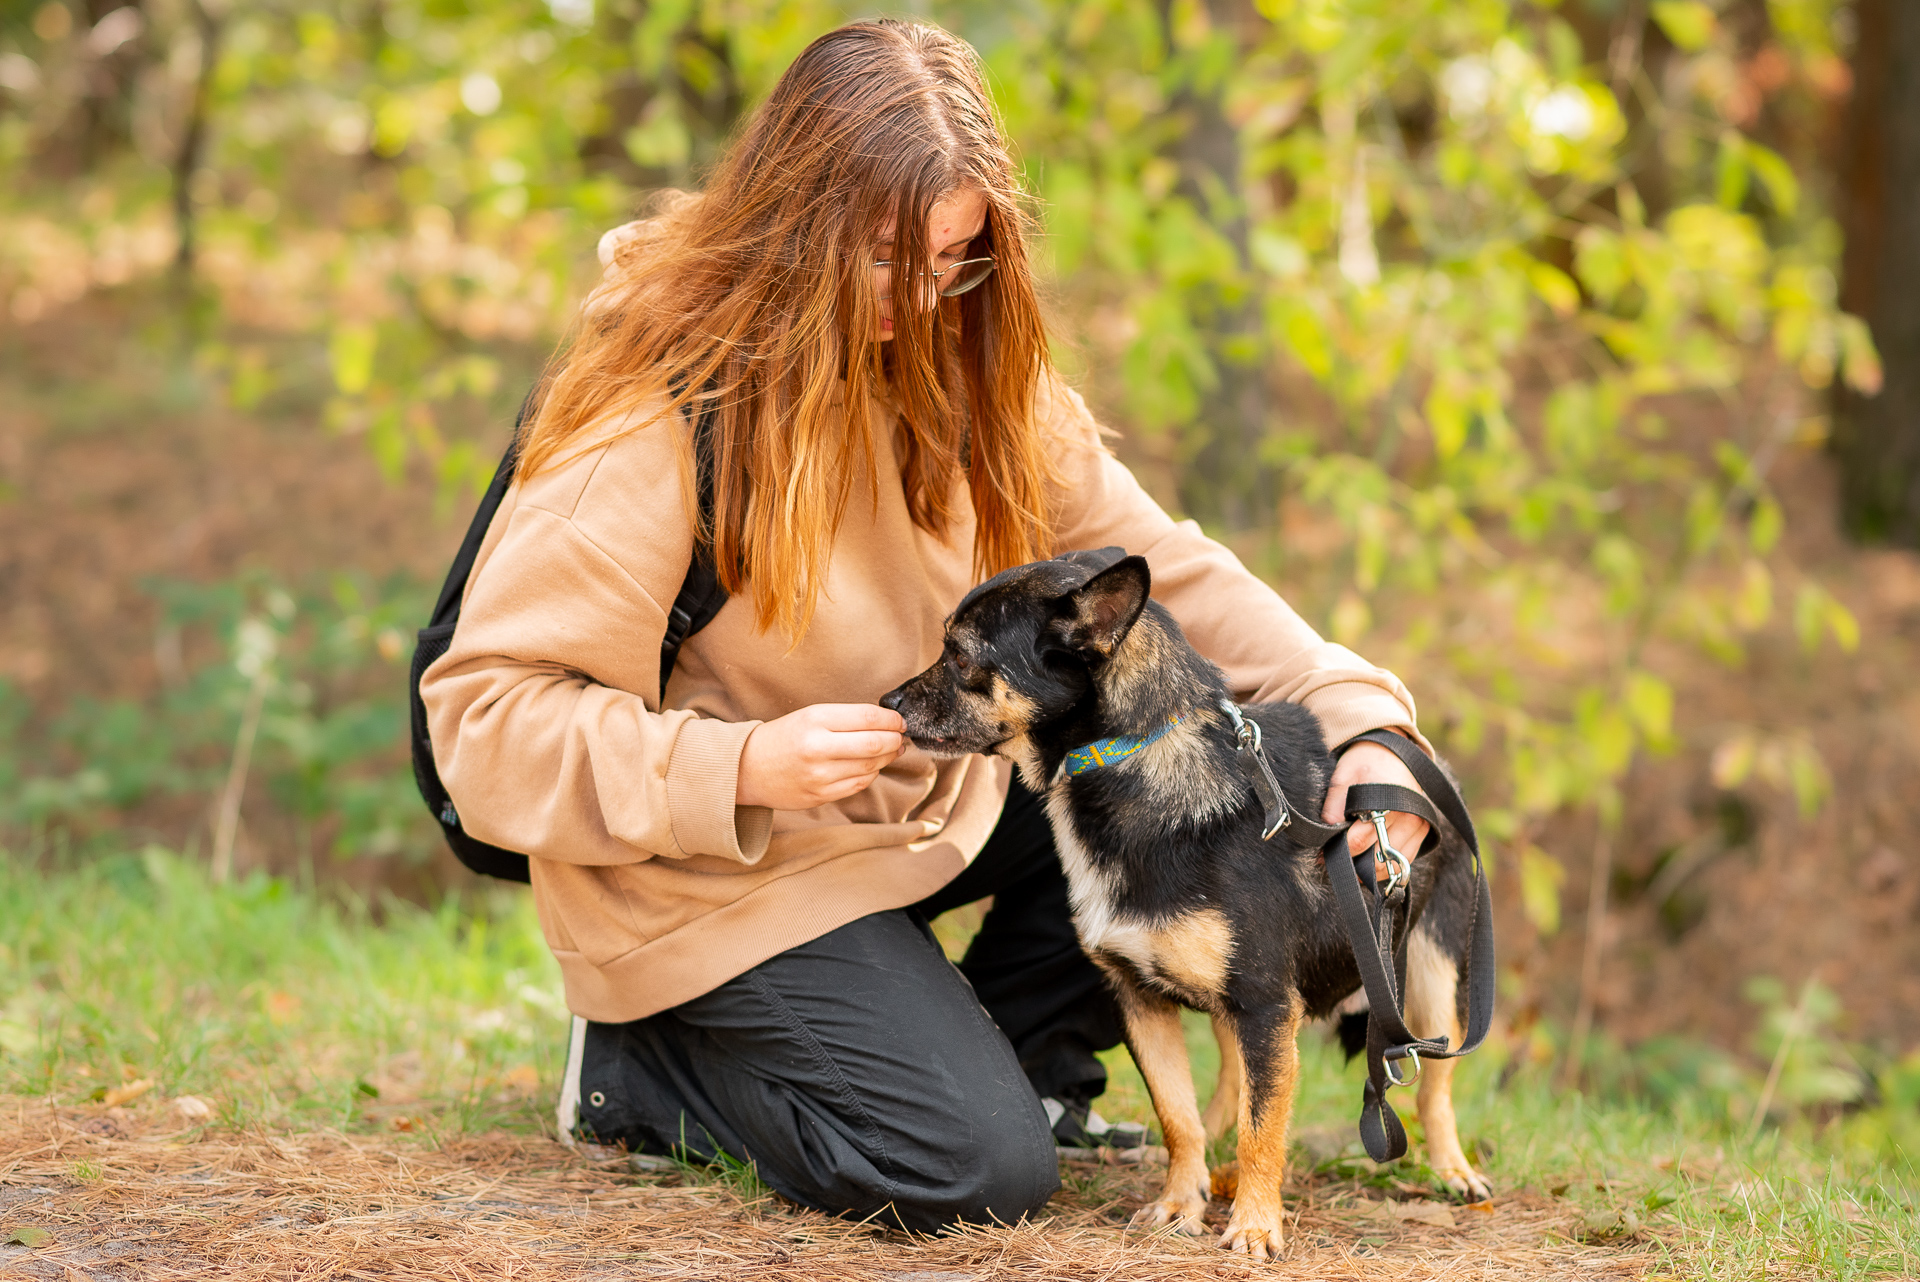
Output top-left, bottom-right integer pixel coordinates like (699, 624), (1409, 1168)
(1322, 729), (1496, 1162)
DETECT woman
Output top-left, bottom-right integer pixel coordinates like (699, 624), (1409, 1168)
(421, 19), (1433, 1233)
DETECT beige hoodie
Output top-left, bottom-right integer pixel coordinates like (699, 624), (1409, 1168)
(422, 259), (1427, 1025)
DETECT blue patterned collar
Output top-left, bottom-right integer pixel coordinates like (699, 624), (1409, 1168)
(1057, 713), (1186, 780)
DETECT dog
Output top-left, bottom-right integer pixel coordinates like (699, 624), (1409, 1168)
(882, 548), (1490, 1259)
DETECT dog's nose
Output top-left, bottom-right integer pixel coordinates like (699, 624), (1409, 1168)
(878, 687), (906, 713)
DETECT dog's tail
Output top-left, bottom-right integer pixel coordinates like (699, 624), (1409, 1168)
(1336, 1012), (1369, 1061)
(1333, 988), (1370, 1062)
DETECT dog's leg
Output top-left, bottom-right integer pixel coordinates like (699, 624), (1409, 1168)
(1219, 998), (1302, 1260)
(1119, 987), (1210, 1235)
(1406, 925), (1491, 1201)
(1200, 1011), (1242, 1142)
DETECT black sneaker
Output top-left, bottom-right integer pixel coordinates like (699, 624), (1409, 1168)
(1043, 1096), (1148, 1152)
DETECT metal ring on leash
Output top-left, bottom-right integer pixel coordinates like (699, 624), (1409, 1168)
(1384, 1046), (1422, 1087)
(1368, 811), (1412, 896)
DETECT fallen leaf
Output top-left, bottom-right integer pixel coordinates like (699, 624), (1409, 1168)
(170, 1095), (213, 1122)
(102, 1079), (153, 1108)
(4, 1227), (53, 1248)
(1467, 1199), (1497, 1214)
(576, 1142), (625, 1162)
(390, 1116), (417, 1132)
(265, 992), (301, 1025)
(1582, 1204), (1642, 1239)
(1392, 1200), (1457, 1228)
(502, 1064), (540, 1094)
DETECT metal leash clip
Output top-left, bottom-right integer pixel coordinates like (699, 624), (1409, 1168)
(1368, 810), (1412, 897)
(1384, 1046), (1422, 1087)
(1219, 699), (1291, 839)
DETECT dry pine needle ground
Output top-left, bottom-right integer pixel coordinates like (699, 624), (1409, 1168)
(0, 1096), (1665, 1281)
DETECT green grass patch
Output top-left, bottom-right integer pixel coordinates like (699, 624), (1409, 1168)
(4, 850), (1918, 1277)
(934, 903), (1920, 1278)
(0, 847), (566, 1135)
(1088, 1017), (1920, 1276)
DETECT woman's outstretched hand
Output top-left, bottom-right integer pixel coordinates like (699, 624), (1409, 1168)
(736, 704), (907, 811)
(1320, 736), (1431, 880)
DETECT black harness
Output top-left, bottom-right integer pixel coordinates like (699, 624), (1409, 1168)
(1219, 703), (1496, 1163)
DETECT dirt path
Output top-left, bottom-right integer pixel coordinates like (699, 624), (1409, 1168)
(0, 1099), (1657, 1281)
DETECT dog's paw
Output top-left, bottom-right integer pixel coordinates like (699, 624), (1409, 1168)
(1437, 1163), (1493, 1203)
(1129, 1194), (1209, 1236)
(1218, 1208), (1285, 1260)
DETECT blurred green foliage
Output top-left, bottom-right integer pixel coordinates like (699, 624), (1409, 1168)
(0, 1), (1877, 934)
(0, 573), (433, 863)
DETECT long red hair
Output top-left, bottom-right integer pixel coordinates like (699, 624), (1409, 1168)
(518, 19), (1058, 639)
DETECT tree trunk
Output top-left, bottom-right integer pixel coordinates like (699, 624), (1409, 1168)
(1833, 0), (1920, 543)
(1160, 0), (1274, 533)
(172, 0), (220, 275)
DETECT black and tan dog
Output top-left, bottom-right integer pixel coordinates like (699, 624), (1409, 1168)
(882, 549), (1489, 1259)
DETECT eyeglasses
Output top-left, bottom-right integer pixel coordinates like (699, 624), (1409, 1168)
(872, 255), (996, 298)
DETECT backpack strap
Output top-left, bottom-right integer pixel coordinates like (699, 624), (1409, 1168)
(659, 383), (727, 698)
(426, 400), (530, 630)
(411, 385), (729, 883)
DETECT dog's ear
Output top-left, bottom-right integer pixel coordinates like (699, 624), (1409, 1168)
(1053, 546), (1129, 578)
(1054, 555), (1151, 658)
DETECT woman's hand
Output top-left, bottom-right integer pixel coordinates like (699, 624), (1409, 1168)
(1320, 737), (1431, 881)
(736, 704), (907, 811)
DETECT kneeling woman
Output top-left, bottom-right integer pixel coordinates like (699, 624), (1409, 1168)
(422, 18), (1432, 1232)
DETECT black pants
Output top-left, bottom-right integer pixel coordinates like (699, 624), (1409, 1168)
(576, 776), (1125, 1231)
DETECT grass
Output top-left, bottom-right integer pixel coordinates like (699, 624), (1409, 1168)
(4, 848), (1918, 1278)
(0, 846), (566, 1136)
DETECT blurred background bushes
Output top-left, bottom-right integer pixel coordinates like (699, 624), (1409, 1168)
(0, 0), (1916, 1103)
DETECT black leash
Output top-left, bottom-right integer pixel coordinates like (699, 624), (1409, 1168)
(1219, 703), (1496, 1163)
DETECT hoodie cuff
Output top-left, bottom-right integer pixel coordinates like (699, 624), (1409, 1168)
(665, 716), (773, 863)
(1298, 684), (1433, 759)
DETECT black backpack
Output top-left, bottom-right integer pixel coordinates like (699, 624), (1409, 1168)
(408, 394), (727, 883)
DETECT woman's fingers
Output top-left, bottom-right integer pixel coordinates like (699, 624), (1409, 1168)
(819, 771), (883, 803)
(799, 753), (896, 786)
(1345, 813), (1430, 853)
(797, 705), (905, 762)
(1321, 735), (1434, 881)
(805, 728), (906, 760)
(1345, 813), (1431, 881)
(808, 703), (907, 733)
